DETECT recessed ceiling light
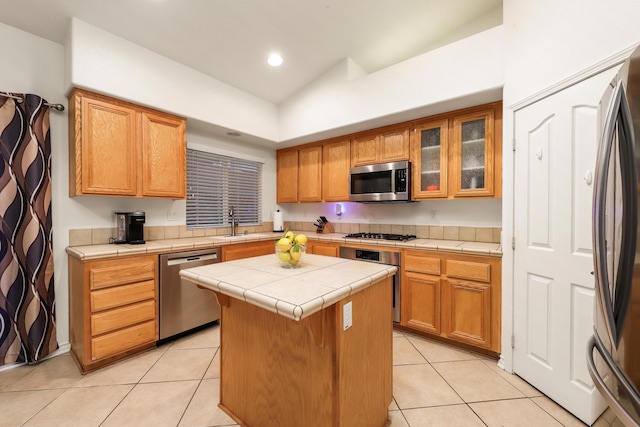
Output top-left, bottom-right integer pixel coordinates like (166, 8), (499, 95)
(267, 53), (283, 67)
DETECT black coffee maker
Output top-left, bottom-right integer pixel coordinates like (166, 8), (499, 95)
(114, 211), (145, 244)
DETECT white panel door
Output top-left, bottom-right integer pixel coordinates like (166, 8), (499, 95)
(513, 68), (618, 424)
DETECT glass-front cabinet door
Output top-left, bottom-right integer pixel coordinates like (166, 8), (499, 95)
(452, 110), (494, 197)
(411, 119), (448, 199)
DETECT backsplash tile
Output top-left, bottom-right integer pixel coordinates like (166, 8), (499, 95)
(178, 225), (193, 238)
(493, 228), (502, 244)
(92, 228), (112, 245)
(476, 228), (494, 243)
(146, 226), (165, 241)
(459, 227), (476, 242)
(69, 229), (92, 246)
(69, 222), (501, 246)
(164, 226), (180, 239)
(402, 225), (416, 236)
(429, 226), (444, 240)
(443, 226), (459, 241)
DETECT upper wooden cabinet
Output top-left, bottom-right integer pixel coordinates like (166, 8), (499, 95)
(411, 119), (449, 199)
(276, 149), (299, 203)
(277, 145), (323, 203)
(140, 111), (187, 198)
(298, 145), (323, 202)
(276, 101), (501, 203)
(68, 88), (186, 199)
(351, 125), (410, 167)
(450, 109), (495, 197)
(322, 138), (350, 202)
(277, 138), (350, 204)
(411, 102), (502, 199)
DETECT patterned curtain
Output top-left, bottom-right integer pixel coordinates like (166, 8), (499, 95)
(0, 94), (57, 365)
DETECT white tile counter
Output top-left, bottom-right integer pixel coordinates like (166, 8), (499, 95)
(66, 232), (502, 260)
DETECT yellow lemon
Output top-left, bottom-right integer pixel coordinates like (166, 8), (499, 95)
(278, 250), (291, 263)
(294, 234), (307, 245)
(276, 237), (292, 251)
(290, 246), (302, 261)
(284, 230), (296, 241)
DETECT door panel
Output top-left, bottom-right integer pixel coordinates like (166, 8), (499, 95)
(513, 68), (618, 424)
(526, 116), (553, 249)
(141, 112), (186, 198)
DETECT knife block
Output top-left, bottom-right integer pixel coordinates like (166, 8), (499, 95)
(316, 221), (335, 234)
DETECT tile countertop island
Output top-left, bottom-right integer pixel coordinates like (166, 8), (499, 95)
(180, 253), (397, 427)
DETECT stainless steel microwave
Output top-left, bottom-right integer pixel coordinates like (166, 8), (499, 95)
(349, 161), (411, 202)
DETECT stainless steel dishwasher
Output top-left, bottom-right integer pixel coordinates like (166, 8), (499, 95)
(159, 248), (221, 341)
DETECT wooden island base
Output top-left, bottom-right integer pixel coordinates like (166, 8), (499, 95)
(213, 277), (393, 427)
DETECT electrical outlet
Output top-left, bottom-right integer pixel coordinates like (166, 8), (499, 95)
(343, 301), (352, 331)
(430, 210), (437, 220)
(167, 210), (177, 221)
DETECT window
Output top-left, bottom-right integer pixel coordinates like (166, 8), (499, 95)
(186, 148), (262, 228)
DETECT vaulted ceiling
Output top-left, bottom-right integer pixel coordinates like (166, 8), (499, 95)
(0, 0), (502, 105)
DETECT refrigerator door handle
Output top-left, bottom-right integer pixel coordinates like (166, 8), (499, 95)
(611, 80), (637, 345)
(594, 81), (621, 346)
(593, 80), (638, 346)
(587, 335), (640, 426)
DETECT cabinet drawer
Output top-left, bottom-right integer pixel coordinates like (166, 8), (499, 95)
(446, 260), (491, 283)
(91, 320), (156, 361)
(90, 259), (156, 290)
(405, 251), (441, 275)
(91, 280), (155, 312)
(91, 300), (156, 336)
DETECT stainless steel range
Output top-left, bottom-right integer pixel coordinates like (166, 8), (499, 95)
(339, 246), (402, 323)
(344, 232), (416, 242)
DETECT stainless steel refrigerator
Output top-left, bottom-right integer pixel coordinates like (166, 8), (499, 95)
(588, 46), (640, 427)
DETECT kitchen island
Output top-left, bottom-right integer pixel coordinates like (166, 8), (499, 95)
(180, 253), (397, 427)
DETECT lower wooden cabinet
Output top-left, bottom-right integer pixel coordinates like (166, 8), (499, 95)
(69, 254), (158, 373)
(404, 271), (441, 335)
(306, 240), (340, 257)
(222, 240), (275, 261)
(442, 279), (492, 348)
(401, 249), (501, 353)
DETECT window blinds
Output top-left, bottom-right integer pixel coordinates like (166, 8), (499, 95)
(186, 148), (262, 228)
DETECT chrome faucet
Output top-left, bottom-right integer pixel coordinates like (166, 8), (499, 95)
(229, 206), (237, 236)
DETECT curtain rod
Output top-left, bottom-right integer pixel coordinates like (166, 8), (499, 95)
(0, 92), (65, 112)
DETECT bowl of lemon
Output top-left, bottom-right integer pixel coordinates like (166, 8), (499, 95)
(275, 231), (308, 268)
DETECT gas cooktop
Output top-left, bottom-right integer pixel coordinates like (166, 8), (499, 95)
(344, 232), (417, 242)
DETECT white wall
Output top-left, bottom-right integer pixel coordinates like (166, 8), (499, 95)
(278, 26), (504, 146)
(67, 18), (279, 144)
(503, 0), (640, 106)
(500, 0), (640, 371)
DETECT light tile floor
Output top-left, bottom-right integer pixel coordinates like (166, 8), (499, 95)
(0, 326), (620, 427)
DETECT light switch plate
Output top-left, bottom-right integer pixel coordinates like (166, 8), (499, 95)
(343, 301), (352, 331)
